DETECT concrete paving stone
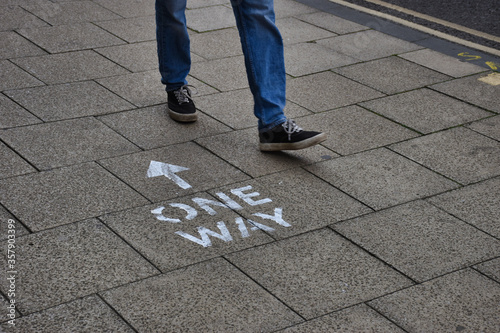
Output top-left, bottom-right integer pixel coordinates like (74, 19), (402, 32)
(0, 163), (149, 231)
(21, 1), (121, 25)
(187, 0), (230, 9)
(210, 168), (372, 239)
(0, 94), (41, 129)
(0, 31), (46, 59)
(0, 295), (135, 332)
(294, 105), (419, 155)
(474, 258), (500, 283)
(0, 117), (141, 170)
(226, 229), (413, 319)
(277, 304), (405, 332)
(196, 127), (336, 178)
(316, 30), (423, 62)
(0, 60), (44, 91)
(98, 142), (250, 202)
(95, 16), (156, 43)
(0, 141), (36, 179)
(1, 292), (19, 323)
(101, 258), (303, 332)
(369, 269), (500, 332)
(305, 148), (458, 210)
(95, 41), (159, 72)
(189, 28), (243, 60)
(431, 73), (500, 113)
(101, 193), (274, 271)
(334, 56), (451, 95)
(0, 219), (159, 314)
(0, 5), (48, 31)
(400, 48), (487, 78)
(0, 206), (29, 241)
(17, 23), (126, 54)
(5, 81), (135, 121)
(360, 88), (492, 134)
(190, 55), (249, 91)
(277, 17), (336, 45)
(427, 177), (500, 238)
(274, 0), (317, 19)
(467, 116), (500, 141)
(284, 42), (359, 77)
(390, 127), (500, 185)
(94, 0), (155, 18)
(296, 11), (369, 34)
(11, 50), (130, 84)
(334, 200), (500, 282)
(286, 71), (385, 112)
(185, 5), (236, 32)
(97, 104), (231, 149)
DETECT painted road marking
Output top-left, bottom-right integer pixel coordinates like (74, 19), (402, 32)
(478, 73), (500, 86)
(146, 160), (192, 189)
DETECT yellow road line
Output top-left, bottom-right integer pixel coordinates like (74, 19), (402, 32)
(327, 0), (500, 57)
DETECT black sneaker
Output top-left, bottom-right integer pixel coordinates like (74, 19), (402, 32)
(259, 119), (326, 151)
(167, 85), (197, 122)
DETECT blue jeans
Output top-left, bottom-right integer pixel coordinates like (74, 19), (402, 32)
(155, 0), (287, 131)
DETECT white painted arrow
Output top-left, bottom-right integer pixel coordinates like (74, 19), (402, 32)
(146, 160), (192, 189)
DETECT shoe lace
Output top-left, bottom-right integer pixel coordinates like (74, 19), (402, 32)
(174, 85), (197, 104)
(282, 119), (303, 141)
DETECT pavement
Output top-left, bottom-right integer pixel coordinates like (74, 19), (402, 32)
(1, 0), (499, 332)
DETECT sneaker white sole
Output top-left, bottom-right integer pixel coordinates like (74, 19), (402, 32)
(259, 133), (327, 151)
(168, 109), (198, 122)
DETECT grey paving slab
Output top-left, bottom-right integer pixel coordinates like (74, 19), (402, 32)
(0, 94), (41, 129)
(467, 115), (500, 141)
(21, 1), (121, 25)
(316, 30), (423, 61)
(0, 60), (44, 91)
(431, 73), (500, 113)
(0, 117), (140, 170)
(274, 0), (317, 18)
(369, 269), (500, 332)
(0, 141), (36, 179)
(287, 71), (385, 112)
(5, 81), (134, 121)
(360, 88), (493, 134)
(334, 56), (451, 94)
(0, 295), (135, 332)
(296, 11), (369, 34)
(474, 258), (500, 283)
(94, 0), (155, 18)
(189, 28), (243, 60)
(187, 0), (230, 9)
(334, 200), (500, 282)
(196, 127), (336, 178)
(0, 292), (19, 324)
(277, 304), (404, 332)
(294, 105), (419, 155)
(17, 23), (125, 53)
(0, 31), (46, 59)
(305, 148), (458, 210)
(0, 163), (149, 231)
(190, 55), (249, 91)
(101, 258), (303, 332)
(11, 50), (130, 84)
(95, 16), (156, 43)
(210, 168), (372, 239)
(277, 17), (335, 45)
(0, 206), (29, 241)
(390, 127), (500, 185)
(284, 42), (359, 77)
(0, 219), (159, 314)
(226, 229), (413, 319)
(400, 48), (487, 78)
(95, 41), (158, 72)
(0, 5), (48, 31)
(427, 177), (500, 238)
(98, 104), (231, 149)
(99, 142), (250, 202)
(101, 193), (274, 271)
(185, 5), (236, 32)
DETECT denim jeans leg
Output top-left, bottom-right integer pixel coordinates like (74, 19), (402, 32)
(230, 0), (287, 131)
(155, 0), (190, 91)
